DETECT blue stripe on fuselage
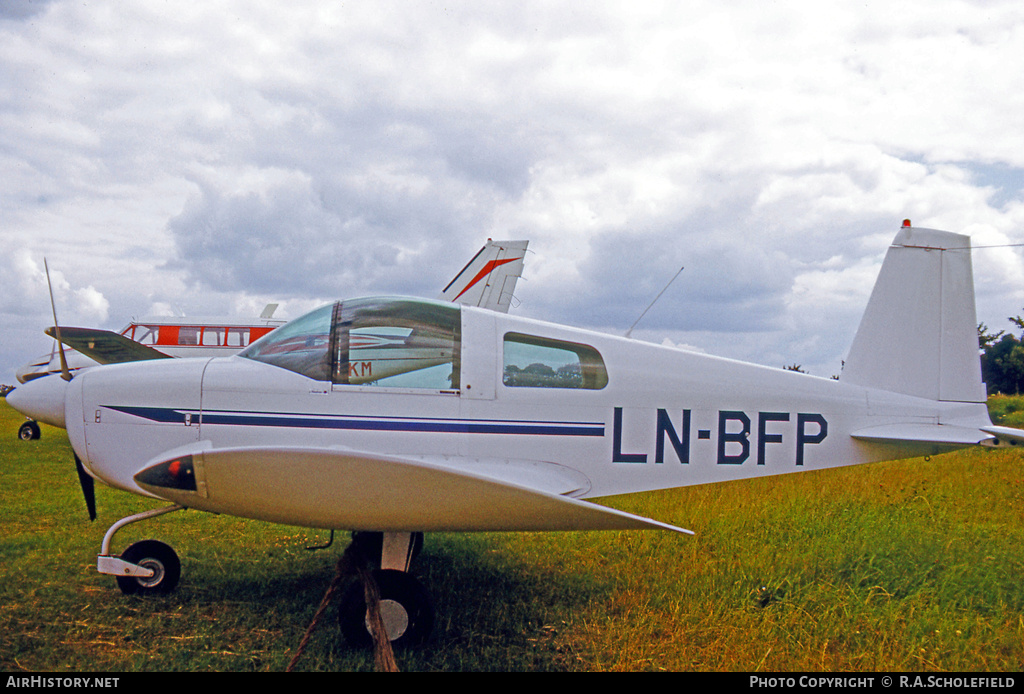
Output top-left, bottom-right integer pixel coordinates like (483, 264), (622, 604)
(104, 405), (605, 437)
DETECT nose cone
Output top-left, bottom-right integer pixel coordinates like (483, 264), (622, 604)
(7, 375), (69, 428)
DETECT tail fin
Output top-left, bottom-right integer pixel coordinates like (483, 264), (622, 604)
(439, 240), (528, 313)
(842, 223), (986, 403)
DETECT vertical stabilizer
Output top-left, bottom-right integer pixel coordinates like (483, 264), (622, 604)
(842, 224), (986, 403)
(439, 240), (528, 313)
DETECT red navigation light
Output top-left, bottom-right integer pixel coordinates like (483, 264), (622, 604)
(135, 455), (197, 492)
(902, 219), (912, 228)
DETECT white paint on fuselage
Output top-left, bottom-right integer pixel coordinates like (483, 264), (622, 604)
(67, 302), (992, 521)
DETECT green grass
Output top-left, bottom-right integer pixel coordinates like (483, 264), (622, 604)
(1, 399), (1023, 672)
(987, 394), (1024, 428)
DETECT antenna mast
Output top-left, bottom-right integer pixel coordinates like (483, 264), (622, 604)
(625, 266), (684, 338)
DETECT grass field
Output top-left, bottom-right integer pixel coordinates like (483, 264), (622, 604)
(1, 398), (1022, 672)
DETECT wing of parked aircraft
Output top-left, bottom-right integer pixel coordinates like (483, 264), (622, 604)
(132, 444), (692, 534)
(44, 326), (172, 365)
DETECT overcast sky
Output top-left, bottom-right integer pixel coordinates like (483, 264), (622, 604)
(3, 0), (1024, 384)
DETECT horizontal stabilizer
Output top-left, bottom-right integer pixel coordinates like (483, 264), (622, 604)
(134, 444), (694, 534)
(851, 423), (992, 447)
(980, 425), (1024, 447)
(45, 326), (172, 365)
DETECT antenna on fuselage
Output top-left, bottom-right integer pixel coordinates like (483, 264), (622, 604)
(624, 265), (684, 338)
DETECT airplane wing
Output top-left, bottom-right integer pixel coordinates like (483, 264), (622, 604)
(438, 240), (528, 313)
(133, 444), (693, 535)
(45, 326), (172, 365)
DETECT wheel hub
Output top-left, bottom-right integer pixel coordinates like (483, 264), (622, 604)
(368, 599), (409, 640)
(135, 558), (166, 588)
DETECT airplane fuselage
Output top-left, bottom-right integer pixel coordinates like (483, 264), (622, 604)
(63, 299), (992, 531)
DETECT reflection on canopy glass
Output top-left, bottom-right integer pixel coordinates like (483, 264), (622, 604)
(240, 297), (460, 389)
(239, 303), (334, 381)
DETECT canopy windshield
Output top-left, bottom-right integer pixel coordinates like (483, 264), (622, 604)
(239, 297), (461, 389)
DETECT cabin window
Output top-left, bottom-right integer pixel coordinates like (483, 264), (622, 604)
(239, 297), (460, 389)
(179, 326), (201, 346)
(333, 297), (460, 389)
(201, 327), (225, 347)
(502, 332), (608, 389)
(133, 326), (160, 345)
(226, 327), (250, 347)
(239, 303), (334, 381)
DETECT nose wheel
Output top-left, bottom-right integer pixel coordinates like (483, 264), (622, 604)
(115, 540), (181, 595)
(18, 420), (41, 441)
(97, 505), (185, 595)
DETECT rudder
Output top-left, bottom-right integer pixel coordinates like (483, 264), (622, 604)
(841, 223), (986, 403)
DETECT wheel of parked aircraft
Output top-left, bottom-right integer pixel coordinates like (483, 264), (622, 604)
(338, 569), (434, 648)
(115, 540), (181, 595)
(18, 421), (41, 441)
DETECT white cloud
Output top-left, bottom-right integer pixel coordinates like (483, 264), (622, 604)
(1, 0), (1023, 383)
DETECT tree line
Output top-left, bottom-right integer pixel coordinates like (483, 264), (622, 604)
(979, 312), (1024, 395)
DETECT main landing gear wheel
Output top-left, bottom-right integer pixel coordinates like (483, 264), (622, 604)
(339, 569), (434, 649)
(115, 540), (181, 596)
(18, 421), (41, 441)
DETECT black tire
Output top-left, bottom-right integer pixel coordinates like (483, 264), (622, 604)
(115, 540), (181, 595)
(339, 569), (434, 648)
(18, 421), (41, 441)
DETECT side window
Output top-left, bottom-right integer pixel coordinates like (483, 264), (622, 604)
(134, 326), (160, 345)
(226, 328), (250, 347)
(238, 298), (460, 388)
(179, 327), (201, 346)
(202, 327), (225, 346)
(336, 299), (460, 390)
(239, 303), (334, 381)
(503, 332), (608, 389)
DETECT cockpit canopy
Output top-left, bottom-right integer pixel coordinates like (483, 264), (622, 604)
(239, 297), (460, 389)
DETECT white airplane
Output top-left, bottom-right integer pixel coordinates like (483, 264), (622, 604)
(8, 223), (1023, 648)
(12, 239), (528, 441)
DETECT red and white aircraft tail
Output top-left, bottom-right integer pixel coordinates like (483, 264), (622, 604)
(438, 239), (528, 313)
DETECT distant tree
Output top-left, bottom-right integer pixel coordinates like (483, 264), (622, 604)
(980, 311), (1024, 394)
(978, 322), (1006, 351)
(783, 364), (806, 373)
(984, 334), (1024, 395)
(1010, 314), (1024, 335)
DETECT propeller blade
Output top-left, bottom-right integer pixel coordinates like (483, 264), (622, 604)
(44, 259), (73, 382)
(74, 454), (97, 521)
